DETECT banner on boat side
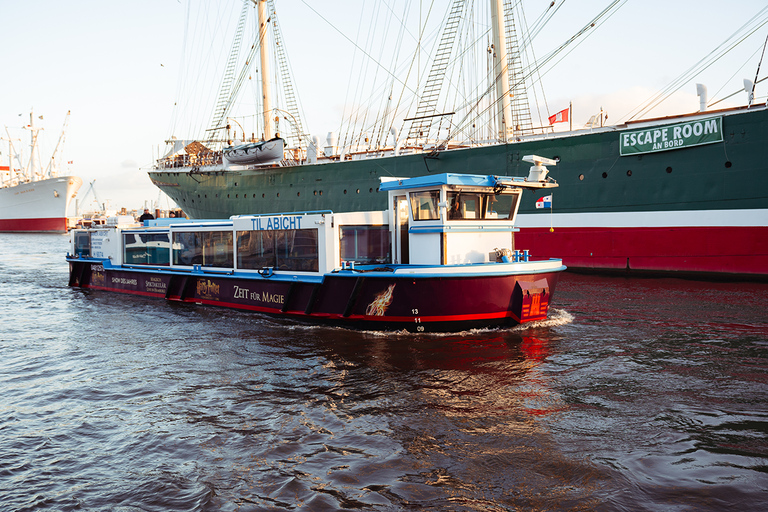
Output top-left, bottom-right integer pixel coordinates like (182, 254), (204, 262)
(619, 116), (723, 156)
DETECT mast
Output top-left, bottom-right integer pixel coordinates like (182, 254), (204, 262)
(491, 0), (513, 141)
(257, 0), (273, 140)
(25, 112), (43, 181)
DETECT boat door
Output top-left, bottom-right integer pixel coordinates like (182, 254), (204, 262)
(393, 195), (409, 264)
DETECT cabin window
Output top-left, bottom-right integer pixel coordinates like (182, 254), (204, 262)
(446, 191), (521, 220)
(123, 232), (171, 265)
(172, 231), (234, 267)
(448, 192), (483, 219)
(489, 192), (520, 220)
(340, 225), (390, 264)
(409, 190), (440, 221)
(73, 231), (91, 257)
(237, 228), (319, 272)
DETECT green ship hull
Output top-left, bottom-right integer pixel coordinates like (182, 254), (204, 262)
(149, 105), (768, 277)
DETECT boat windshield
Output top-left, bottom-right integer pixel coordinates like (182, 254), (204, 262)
(73, 231), (91, 258)
(410, 190), (440, 221)
(447, 191), (519, 220)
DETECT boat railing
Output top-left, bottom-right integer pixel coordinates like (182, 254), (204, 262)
(158, 150), (224, 169)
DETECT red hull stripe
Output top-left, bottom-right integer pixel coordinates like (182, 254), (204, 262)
(80, 285), (545, 324)
(190, 298), (527, 324)
(516, 225), (768, 275)
(0, 217), (67, 232)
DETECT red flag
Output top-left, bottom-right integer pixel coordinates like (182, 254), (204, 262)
(548, 108), (569, 125)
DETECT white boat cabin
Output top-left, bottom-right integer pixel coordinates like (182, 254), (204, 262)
(71, 165), (557, 277)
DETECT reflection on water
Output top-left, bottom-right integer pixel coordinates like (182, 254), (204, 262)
(0, 234), (766, 511)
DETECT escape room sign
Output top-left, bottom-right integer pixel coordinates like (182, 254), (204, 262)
(619, 116), (723, 156)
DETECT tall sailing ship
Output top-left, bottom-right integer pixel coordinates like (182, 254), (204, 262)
(1, 112), (82, 232)
(148, 0), (768, 278)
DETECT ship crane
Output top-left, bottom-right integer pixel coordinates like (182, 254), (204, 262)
(0, 133), (22, 187)
(78, 180), (105, 214)
(44, 110), (70, 178)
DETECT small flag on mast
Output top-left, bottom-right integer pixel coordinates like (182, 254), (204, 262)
(548, 108), (569, 125)
(535, 195), (552, 209)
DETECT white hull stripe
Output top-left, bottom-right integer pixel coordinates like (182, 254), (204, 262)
(516, 209), (768, 229)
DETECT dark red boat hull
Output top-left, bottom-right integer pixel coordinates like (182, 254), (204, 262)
(68, 261), (561, 332)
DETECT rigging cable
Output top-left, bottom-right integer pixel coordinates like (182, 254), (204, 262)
(445, 0), (625, 143)
(751, 33), (768, 102)
(625, 5), (768, 121)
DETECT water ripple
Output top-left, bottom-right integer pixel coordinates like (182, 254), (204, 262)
(0, 235), (766, 510)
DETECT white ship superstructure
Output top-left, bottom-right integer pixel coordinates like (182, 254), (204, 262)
(1, 111), (82, 232)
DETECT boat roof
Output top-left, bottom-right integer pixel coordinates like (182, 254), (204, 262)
(379, 173), (502, 191)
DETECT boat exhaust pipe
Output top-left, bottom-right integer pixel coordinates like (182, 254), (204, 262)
(696, 83), (707, 112)
(744, 79), (755, 107)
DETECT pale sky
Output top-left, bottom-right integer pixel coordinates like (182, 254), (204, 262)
(1, 0), (765, 213)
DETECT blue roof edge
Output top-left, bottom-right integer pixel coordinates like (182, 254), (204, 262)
(379, 173), (502, 191)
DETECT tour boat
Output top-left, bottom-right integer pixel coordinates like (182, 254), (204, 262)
(69, 157), (565, 332)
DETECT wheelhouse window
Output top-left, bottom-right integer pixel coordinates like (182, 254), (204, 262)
(237, 228), (319, 272)
(340, 225), (390, 264)
(172, 231), (234, 267)
(73, 231), (91, 258)
(124, 232), (170, 265)
(447, 191), (521, 220)
(448, 192), (483, 219)
(409, 190), (440, 220)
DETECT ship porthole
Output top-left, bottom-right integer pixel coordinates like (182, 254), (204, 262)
(601, 172), (608, 178)
(725, 161), (732, 168)
(626, 170), (632, 177)
(356, 189), (360, 194)
(297, 192), (300, 197)
(277, 193), (280, 197)
(578, 174), (584, 181)
(262, 193), (265, 198)
(666, 167), (673, 174)
(369, 188), (373, 193)
(319, 190), (323, 196)
(314, 191), (317, 196)
(53, 190), (59, 197)
(344, 189), (347, 194)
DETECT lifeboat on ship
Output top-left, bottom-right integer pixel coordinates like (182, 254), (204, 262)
(223, 137), (285, 165)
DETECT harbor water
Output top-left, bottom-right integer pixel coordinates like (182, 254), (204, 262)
(1, 233), (766, 511)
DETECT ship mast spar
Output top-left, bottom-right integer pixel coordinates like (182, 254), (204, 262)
(257, 0), (274, 140)
(491, 0), (513, 141)
(24, 112), (43, 181)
